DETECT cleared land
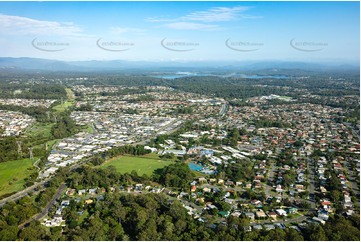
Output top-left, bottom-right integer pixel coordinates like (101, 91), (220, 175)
(65, 88), (75, 100)
(102, 155), (174, 176)
(279, 96), (292, 101)
(0, 158), (34, 196)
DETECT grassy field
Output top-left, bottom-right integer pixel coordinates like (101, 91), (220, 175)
(65, 88), (75, 100)
(0, 158), (34, 196)
(26, 123), (54, 140)
(102, 155), (174, 176)
(52, 88), (75, 113)
(52, 100), (75, 113)
(81, 124), (95, 134)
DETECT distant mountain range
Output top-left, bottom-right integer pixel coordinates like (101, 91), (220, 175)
(0, 57), (359, 73)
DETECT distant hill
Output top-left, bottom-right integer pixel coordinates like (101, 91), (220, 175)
(0, 57), (76, 71)
(0, 57), (358, 73)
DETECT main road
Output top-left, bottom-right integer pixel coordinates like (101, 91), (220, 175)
(0, 154), (91, 208)
(219, 103), (228, 116)
(0, 178), (51, 208)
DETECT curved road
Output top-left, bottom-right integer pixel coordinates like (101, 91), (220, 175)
(219, 103), (228, 116)
(19, 183), (66, 229)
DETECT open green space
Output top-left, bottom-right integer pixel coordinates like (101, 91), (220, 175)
(49, 88), (76, 113)
(192, 170), (206, 177)
(52, 88), (75, 113)
(52, 100), (75, 113)
(31, 139), (59, 154)
(0, 158), (34, 196)
(26, 122), (54, 140)
(46, 139), (59, 150)
(78, 210), (89, 224)
(143, 152), (161, 159)
(81, 124), (95, 134)
(65, 88), (75, 100)
(101, 155), (175, 176)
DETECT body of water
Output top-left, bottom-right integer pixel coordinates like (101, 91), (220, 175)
(237, 74), (288, 79)
(152, 73), (288, 80)
(152, 73), (212, 79)
(188, 163), (203, 171)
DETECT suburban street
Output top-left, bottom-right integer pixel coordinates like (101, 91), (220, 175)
(18, 183), (66, 229)
(306, 157), (316, 209)
(265, 162), (276, 197)
(344, 160), (360, 200)
(250, 214), (307, 226)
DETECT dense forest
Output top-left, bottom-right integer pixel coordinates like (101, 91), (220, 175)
(0, 137), (21, 163)
(0, 82), (67, 99)
(51, 112), (78, 139)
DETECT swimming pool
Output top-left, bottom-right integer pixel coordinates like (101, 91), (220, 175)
(188, 163), (203, 171)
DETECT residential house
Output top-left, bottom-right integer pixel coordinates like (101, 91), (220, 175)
(253, 224), (263, 230)
(78, 189), (86, 195)
(276, 209), (287, 216)
(135, 184), (143, 191)
(268, 211), (277, 220)
(203, 187), (211, 193)
(219, 211), (230, 218)
(264, 224), (275, 230)
(287, 207), (298, 214)
(66, 189), (76, 196)
(276, 185), (283, 193)
(312, 217), (326, 225)
(244, 212), (255, 221)
(255, 210), (267, 219)
(88, 188), (97, 195)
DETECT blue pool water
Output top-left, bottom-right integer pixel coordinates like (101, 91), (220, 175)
(188, 163), (203, 171)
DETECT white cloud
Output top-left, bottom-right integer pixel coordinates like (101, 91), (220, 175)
(163, 22), (220, 31)
(0, 14), (84, 36)
(146, 6), (257, 24)
(145, 17), (175, 23)
(109, 27), (145, 35)
(182, 6), (251, 22)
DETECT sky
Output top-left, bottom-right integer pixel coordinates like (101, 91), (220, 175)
(0, 1), (359, 63)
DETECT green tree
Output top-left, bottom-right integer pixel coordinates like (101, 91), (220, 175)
(0, 225), (19, 241)
(285, 228), (304, 241)
(309, 225), (327, 241)
(19, 221), (47, 241)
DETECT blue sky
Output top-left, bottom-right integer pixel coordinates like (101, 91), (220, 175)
(0, 1), (359, 63)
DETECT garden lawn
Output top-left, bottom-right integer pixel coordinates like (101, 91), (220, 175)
(0, 158), (34, 196)
(101, 155), (174, 176)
